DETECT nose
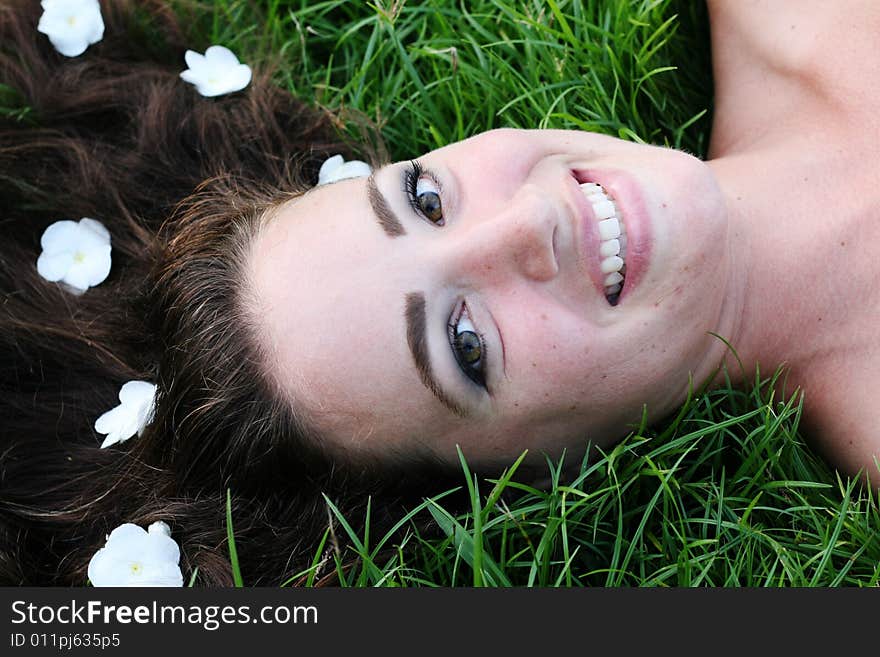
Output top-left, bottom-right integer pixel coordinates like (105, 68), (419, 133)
(443, 185), (560, 283)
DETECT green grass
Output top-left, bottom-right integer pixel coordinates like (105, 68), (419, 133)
(9, 0), (868, 587)
(181, 0), (880, 588)
(167, 0), (878, 587)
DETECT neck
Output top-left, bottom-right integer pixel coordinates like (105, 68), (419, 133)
(707, 121), (880, 398)
(701, 0), (880, 399)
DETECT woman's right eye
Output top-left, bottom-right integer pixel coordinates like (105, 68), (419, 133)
(404, 160), (444, 226)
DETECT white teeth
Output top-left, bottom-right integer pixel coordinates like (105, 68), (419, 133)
(593, 200), (616, 220)
(599, 238), (620, 257)
(597, 217), (620, 240)
(579, 180), (627, 303)
(601, 255), (624, 274)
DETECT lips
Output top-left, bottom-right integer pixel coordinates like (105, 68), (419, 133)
(578, 181), (627, 304)
(570, 168), (649, 306)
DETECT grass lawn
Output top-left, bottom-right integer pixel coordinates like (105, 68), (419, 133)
(110, 0), (880, 586)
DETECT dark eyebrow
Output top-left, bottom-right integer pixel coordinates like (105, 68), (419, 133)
(404, 292), (468, 418)
(367, 169), (406, 238)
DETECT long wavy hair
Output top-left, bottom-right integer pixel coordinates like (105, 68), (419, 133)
(0, 0), (452, 586)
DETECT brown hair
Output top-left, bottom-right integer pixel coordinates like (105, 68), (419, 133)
(0, 0), (451, 586)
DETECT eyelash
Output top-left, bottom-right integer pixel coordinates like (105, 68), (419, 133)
(403, 160), (443, 224)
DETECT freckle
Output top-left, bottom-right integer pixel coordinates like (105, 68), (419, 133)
(544, 392), (549, 398)
(601, 374), (607, 380)
(661, 203), (667, 208)
(532, 362), (537, 368)
(683, 265), (689, 272)
(513, 402), (519, 407)
(540, 314), (548, 321)
(840, 241), (845, 247)
(817, 317), (822, 322)
(568, 404), (576, 411)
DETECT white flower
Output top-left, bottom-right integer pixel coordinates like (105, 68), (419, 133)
(95, 380), (158, 448)
(36, 217), (111, 294)
(37, 0), (104, 58)
(317, 154), (373, 186)
(179, 46), (252, 97)
(87, 521), (184, 587)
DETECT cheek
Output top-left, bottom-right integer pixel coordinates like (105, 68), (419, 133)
(501, 313), (625, 416)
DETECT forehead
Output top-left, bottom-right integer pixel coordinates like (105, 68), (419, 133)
(247, 177), (435, 452)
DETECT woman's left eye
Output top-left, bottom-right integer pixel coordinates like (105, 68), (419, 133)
(448, 304), (486, 389)
(405, 160), (444, 226)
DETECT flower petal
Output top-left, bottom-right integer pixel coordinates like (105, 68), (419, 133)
(179, 69), (201, 85)
(62, 262), (93, 293)
(86, 545), (112, 585)
(118, 380), (157, 412)
(40, 220), (78, 252)
(336, 160), (373, 180)
(95, 404), (139, 447)
(204, 45), (241, 68)
(183, 49), (207, 73)
(146, 533), (182, 565)
(148, 521), (172, 537)
(223, 64), (252, 94)
(105, 523), (149, 546)
(36, 250), (73, 282)
(317, 155), (344, 185)
(71, 244), (112, 289)
(87, 522), (183, 587)
(37, 0), (104, 58)
(81, 246), (111, 287)
(83, 4), (104, 43)
(180, 46), (251, 97)
(316, 155), (372, 185)
(78, 217), (110, 243)
(132, 563), (184, 587)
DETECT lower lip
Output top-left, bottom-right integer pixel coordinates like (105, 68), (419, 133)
(573, 168), (651, 304)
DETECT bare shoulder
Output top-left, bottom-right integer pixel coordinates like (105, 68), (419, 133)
(708, 0), (880, 83)
(794, 348), (880, 486)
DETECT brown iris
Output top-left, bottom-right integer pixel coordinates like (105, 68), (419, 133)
(454, 330), (482, 365)
(417, 189), (443, 224)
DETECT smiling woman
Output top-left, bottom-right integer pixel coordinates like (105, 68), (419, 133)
(250, 129), (735, 468)
(1, 0), (879, 588)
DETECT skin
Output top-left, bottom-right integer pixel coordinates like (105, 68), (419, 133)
(705, 0), (880, 482)
(250, 129), (744, 468)
(250, 0), (880, 482)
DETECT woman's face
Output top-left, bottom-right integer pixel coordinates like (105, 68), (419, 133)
(249, 129), (736, 467)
